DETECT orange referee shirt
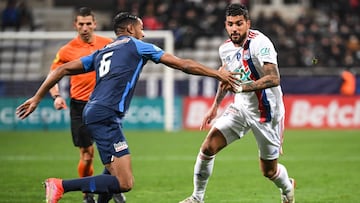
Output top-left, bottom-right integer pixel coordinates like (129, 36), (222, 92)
(51, 35), (113, 101)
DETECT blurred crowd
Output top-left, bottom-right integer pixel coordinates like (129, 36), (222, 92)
(110, 0), (360, 68)
(1, 0), (35, 31)
(2, 0), (360, 68)
(254, 0), (360, 68)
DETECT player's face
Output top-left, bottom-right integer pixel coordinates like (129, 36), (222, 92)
(133, 19), (145, 40)
(74, 15), (97, 43)
(225, 15), (250, 46)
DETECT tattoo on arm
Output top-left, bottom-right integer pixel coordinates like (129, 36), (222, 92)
(242, 63), (280, 92)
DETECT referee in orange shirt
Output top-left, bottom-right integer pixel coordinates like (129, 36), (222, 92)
(48, 7), (124, 203)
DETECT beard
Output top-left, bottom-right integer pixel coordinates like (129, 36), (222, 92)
(230, 32), (247, 46)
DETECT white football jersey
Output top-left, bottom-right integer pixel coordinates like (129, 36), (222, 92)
(219, 29), (285, 123)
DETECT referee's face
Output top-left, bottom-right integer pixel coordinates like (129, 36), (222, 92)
(225, 15), (250, 46)
(74, 15), (97, 43)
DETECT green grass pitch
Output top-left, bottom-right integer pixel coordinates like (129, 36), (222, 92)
(0, 129), (359, 203)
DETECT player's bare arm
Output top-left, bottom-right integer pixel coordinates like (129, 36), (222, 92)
(200, 83), (229, 130)
(241, 62), (280, 92)
(159, 53), (238, 86)
(16, 60), (85, 119)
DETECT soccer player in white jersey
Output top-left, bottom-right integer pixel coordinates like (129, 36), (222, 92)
(179, 3), (295, 203)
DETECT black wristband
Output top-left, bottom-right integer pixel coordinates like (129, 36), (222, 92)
(52, 95), (61, 100)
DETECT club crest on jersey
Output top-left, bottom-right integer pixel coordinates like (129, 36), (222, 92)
(236, 52), (241, 61)
(114, 141), (128, 152)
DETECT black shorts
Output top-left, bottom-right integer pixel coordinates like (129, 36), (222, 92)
(70, 99), (93, 148)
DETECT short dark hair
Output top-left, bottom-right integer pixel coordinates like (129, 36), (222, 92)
(112, 12), (139, 34)
(225, 4), (249, 20)
(74, 7), (95, 22)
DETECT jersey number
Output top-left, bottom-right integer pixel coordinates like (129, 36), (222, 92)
(99, 51), (114, 77)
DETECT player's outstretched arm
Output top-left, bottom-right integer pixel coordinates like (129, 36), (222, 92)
(16, 59), (85, 119)
(159, 53), (238, 86)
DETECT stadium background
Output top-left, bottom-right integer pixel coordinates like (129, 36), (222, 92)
(0, 0), (360, 130)
(0, 1), (359, 202)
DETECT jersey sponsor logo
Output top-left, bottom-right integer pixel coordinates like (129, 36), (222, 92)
(234, 64), (251, 83)
(114, 141), (128, 152)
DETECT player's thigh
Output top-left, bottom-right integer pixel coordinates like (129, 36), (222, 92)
(251, 120), (282, 160)
(213, 104), (250, 145)
(86, 116), (130, 165)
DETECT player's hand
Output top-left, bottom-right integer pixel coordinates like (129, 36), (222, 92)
(200, 106), (218, 130)
(220, 81), (243, 93)
(15, 97), (40, 120)
(53, 97), (67, 110)
(218, 64), (240, 91)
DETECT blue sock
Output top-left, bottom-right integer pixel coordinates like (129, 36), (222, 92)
(62, 174), (121, 194)
(97, 168), (113, 203)
(102, 167), (110, 175)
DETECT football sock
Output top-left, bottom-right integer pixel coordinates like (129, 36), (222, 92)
(102, 167), (110, 175)
(97, 168), (113, 203)
(192, 151), (215, 201)
(78, 159), (94, 177)
(269, 163), (293, 194)
(62, 174), (121, 194)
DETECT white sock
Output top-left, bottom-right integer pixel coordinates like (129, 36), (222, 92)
(192, 151), (215, 201)
(270, 163), (292, 194)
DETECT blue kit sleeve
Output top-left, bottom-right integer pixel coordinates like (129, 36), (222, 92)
(133, 38), (165, 63)
(80, 51), (98, 72)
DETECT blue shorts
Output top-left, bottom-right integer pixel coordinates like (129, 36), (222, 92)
(83, 103), (130, 164)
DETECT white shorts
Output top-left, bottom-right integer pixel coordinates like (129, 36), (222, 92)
(213, 104), (284, 160)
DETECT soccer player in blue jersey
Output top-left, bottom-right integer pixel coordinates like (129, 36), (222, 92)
(16, 12), (238, 203)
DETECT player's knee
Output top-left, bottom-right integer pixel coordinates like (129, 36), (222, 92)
(82, 153), (93, 162)
(262, 168), (277, 178)
(81, 147), (94, 161)
(201, 146), (217, 156)
(119, 179), (134, 192)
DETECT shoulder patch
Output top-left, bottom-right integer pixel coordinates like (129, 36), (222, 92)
(260, 47), (270, 56)
(53, 53), (60, 63)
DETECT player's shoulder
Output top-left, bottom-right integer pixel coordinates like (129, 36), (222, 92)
(219, 38), (233, 52)
(58, 37), (78, 53)
(248, 29), (266, 40)
(57, 41), (73, 55)
(248, 29), (271, 42)
(248, 29), (273, 48)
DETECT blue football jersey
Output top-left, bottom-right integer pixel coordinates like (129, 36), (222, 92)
(81, 36), (164, 113)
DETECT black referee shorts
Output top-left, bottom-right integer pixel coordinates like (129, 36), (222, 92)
(70, 99), (93, 148)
